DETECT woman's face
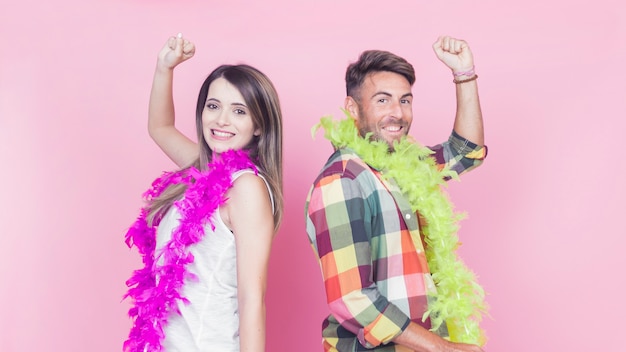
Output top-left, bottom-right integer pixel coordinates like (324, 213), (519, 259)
(201, 77), (260, 154)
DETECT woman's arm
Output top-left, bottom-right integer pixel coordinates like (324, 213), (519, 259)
(148, 34), (199, 167)
(225, 173), (275, 352)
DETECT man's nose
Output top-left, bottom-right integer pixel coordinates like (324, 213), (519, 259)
(391, 100), (403, 118)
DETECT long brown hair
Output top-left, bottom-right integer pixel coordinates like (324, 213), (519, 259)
(148, 65), (283, 231)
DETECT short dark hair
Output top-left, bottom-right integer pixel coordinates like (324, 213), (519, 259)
(345, 50), (416, 99)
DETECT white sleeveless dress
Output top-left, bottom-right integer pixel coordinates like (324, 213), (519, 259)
(154, 170), (273, 352)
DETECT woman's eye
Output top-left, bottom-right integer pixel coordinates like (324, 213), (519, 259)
(206, 103), (218, 110)
(234, 109), (246, 115)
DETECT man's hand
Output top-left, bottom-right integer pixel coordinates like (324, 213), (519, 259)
(432, 36), (474, 74)
(442, 340), (485, 352)
(394, 322), (485, 352)
(157, 33), (196, 71)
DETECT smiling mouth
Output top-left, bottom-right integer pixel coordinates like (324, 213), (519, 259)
(383, 125), (403, 133)
(212, 129), (234, 138)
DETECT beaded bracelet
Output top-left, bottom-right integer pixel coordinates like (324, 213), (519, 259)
(453, 74), (478, 84)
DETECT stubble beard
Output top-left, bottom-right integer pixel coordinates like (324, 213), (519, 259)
(357, 123), (398, 153)
(357, 117), (408, 153)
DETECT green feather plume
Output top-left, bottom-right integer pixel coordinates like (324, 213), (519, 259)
(313, 113), (488, 345)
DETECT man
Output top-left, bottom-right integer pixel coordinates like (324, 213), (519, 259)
(305, 36), (487, 352)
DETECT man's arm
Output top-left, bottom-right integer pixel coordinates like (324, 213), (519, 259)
(394, 322), (484, 352)
(429, 131), (487, 178)
(305, 164), (411, 348)
(432, 36), (484, 146)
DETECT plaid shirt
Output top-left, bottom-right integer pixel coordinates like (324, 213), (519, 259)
(305, 130), (487, 351)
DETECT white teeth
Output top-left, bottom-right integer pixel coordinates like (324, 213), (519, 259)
(213, 130), (234, 137)
(385, 126), (401, 132)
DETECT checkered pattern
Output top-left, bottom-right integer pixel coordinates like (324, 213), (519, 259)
(305, 131), (486, 351)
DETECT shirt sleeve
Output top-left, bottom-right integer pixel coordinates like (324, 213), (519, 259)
(306, 168), (411, 348)
(428, 130), (488, 178)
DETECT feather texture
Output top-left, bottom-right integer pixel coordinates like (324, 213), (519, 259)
(123, 150), (257, 352)
(314, 113), (488, 345)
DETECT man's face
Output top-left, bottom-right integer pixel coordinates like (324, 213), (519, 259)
(350, 71), (413, 149)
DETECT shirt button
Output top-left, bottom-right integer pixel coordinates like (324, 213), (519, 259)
(405, 213), (411, 220)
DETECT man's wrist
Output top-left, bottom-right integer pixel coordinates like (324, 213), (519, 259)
(452, 66), (475, 78)
(453, 74), (478, 84)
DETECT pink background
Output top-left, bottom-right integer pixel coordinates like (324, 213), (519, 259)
(1, 0), (624, 351)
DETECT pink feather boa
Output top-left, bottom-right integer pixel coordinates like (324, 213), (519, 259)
(123, 150), (257, 352)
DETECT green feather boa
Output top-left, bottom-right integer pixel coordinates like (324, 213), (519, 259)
(313, 113), (487, 346)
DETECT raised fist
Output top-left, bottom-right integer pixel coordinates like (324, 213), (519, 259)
(432, 36), (474, 73)
(158, 33), (196, 70)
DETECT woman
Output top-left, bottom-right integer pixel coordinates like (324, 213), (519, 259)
(124, 34), (283, 352)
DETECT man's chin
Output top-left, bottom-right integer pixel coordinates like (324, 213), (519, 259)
(378, 138), (397, 153)
(383, 137), (402, 152)
(364, 135), (398, 152)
